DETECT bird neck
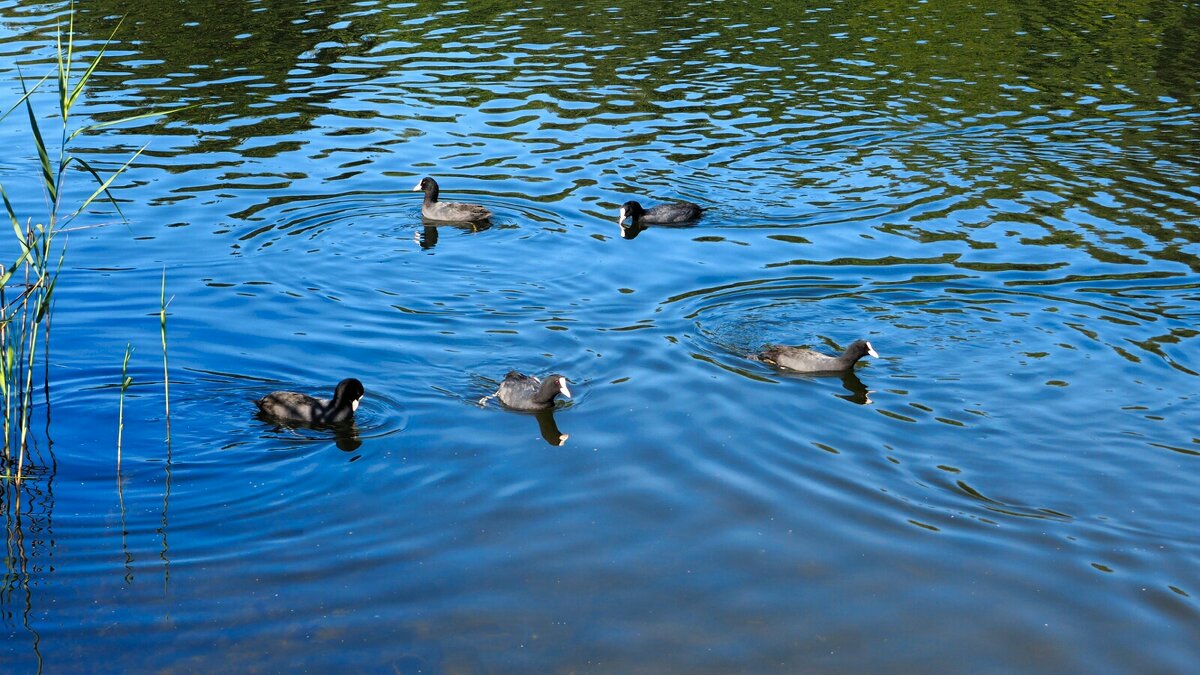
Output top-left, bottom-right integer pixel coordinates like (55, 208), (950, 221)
(532, 381), (560, 404)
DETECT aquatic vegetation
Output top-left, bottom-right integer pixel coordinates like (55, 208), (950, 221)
(117, 344), (132, 464)
(0, 10), (175, 484)
(160, 267), (172, 442)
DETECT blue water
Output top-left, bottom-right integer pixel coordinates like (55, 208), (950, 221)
(2, 0), (1199, 671)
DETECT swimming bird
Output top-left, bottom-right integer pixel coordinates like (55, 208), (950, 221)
(480, 371), (572, 410)
(412, 176), (492, 222)
(254, 378), (365, 424)
(617, 199), (703, 227)
(756, 339), (878, 373)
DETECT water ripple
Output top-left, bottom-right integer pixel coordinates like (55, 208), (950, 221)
(3, 2), (1200, 672)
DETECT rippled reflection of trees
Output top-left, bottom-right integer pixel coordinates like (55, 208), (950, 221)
(27, 0), (1196, 128)
(2, 0), (1195, 260)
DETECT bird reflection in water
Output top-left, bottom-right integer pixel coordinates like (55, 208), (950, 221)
(414, 220), (493, 250)
(618, 219), (697, 241)
(254, 411), (363, 452)
(534, 408), (570, 446)
(750, 357), (874, 405)
(835, 370), (872, 406)
(330, 424), (363, 452)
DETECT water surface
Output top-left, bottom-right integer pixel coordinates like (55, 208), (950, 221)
(2, 0), (1199, 671)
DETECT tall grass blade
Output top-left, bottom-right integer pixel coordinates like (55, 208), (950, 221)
(0, 249), (33, 289)
(16, 283), (42, 484)
(22, 92), (57, 205)
(1, 183), (27, 234)
(66, 153), (140, 222)
(67, 148), (145, 221)
(2, 344), (12, 464)
(0, 72), (49, 125)
(160, 268), (171, 442)
(65, 17), (124, 114)
(35, 243), (63, 323)
(68, 105), (193, 142)
(117, 343), (132, 465)
(55, 11), (69, 117)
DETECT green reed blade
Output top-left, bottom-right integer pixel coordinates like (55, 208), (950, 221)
(56, 12), (69, 117)
(66, 16), (125, 114)
(1, 183), (26, 238)
(69, 105), (194, 142)
(160, 267), (171, 441)
(0, 72), (48, 125)
(22, 102), (57, 207)
(117, 342), (132, 463)
(1, 257), (27, 288)
(67, 149), (146, 222)
(35, 277), (58, 323)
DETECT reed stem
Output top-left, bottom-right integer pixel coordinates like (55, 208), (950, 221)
(117, 344), (132, 467)
(160, 268), (171, 442)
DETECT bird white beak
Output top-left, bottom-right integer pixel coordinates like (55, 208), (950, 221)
(617, 207), (627, 226)
(352, 398), (361, 411)
(559, 377), (572, 399)
(412, 182), (422, 191)
(866, 342), (879, 358)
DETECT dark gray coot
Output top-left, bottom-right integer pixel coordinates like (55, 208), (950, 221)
(254, 377), (365, 424)
(413, 176), (493, 222)
(491, 371), (572, 410)
(617, 200), (702, 226)
(756, 339), (878, 373)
